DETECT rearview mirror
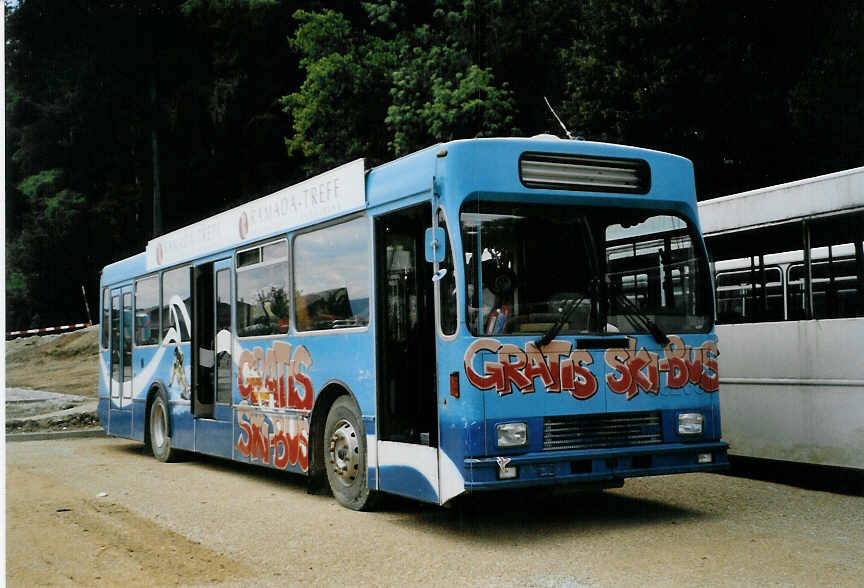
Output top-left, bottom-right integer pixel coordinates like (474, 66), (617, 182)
(424, 227), (446, 263)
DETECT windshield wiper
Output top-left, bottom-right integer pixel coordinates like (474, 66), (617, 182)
(535, 292), (588, 348)
(609, 289), (670, 345)
(535, 216), (604, 348)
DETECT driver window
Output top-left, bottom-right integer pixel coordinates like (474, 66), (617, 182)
(461, 204), (594, 336)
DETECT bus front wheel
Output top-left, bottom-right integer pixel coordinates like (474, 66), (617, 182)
(149, 392), (177, 463)
(324, 396), (377, 510)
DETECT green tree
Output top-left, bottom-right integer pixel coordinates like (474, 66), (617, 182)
(282, 9), (400, 173)
(5, 0), (306, 328)
(559, 0), (846, 197)
(282, 4), (518, 173)
(385, 37), (516, 155)
(788, 3), (864, 176)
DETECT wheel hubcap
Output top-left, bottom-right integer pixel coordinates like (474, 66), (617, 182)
(328, 419), (359, 486)
(152, 402), (166, 449)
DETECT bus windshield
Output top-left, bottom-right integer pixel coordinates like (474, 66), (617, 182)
(460, 201), (712, 337)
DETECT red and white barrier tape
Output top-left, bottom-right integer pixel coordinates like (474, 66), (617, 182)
(7, 322), (92, 338)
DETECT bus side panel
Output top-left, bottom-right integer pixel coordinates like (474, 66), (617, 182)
(718, 319), (864, 469)
(98, 346), (110, 432)
(437, 338), (485, 503)
(166, 341), (194, 450)
(232, 330), (375, 476)
(129, 345), (161, 443)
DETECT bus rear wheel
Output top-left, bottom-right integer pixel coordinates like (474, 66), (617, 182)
(149, 392), (177, 463)
(324, 396), (377, 510)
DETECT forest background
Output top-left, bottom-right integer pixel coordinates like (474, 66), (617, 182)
(5, 0), (863, 330)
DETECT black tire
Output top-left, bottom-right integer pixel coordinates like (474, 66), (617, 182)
(324, 396), (377, 510)
(149, 392), (177, 463)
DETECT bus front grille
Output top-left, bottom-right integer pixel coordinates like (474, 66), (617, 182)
(543, 411), (662, 451)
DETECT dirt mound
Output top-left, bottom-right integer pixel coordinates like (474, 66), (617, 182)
(6, 326), (100, 397)
(6, 410), (100, 433)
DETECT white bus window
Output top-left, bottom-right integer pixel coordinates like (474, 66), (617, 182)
(135, 276), (160, 345)
(788, 255), (861, 320)
(294, 217), (370, 331)
(716, 267), (783, 323)
(236, 240), (289, 337)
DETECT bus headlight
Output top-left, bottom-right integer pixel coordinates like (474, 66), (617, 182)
(497, 422), (528, 448)
(678, 413), (704, 436)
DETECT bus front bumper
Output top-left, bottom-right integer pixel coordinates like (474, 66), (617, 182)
(463, 441), (729, 490)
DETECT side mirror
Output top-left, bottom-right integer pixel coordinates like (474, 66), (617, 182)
(424, 227), (446, 263)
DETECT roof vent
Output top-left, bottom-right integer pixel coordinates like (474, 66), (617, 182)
(520, 152), (650, 194)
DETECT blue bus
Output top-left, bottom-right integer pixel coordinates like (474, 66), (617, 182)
(99, 137), (728, 510)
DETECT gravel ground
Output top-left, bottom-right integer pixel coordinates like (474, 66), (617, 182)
(6, 436), (864, 587)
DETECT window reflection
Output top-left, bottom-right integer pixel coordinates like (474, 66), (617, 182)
(460, 202), (711, 336)
(135, 276), (160, 345)
(236, 240), (289, 337)
(162, 267), (191, 342)
(294, 217), (370, 331)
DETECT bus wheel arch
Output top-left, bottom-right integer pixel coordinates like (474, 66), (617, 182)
(322, 395), (377, 510)
(309, 382), (377, 509)
(144, 383), (168, 449)
(308, 382), (354, 494)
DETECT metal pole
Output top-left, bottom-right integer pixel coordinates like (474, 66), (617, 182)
(855, 240), (864, 315)
(802, 220), (813, 319)
(749, 255), (756, 321)
(827, 245), (836, 318)
(81, 284), (93, 325)
(759, 253), (767, 319)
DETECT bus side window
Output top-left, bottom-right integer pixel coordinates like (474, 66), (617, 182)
(135, 276), (160, 345)
(236, 240), (289, 337)
(215, 269), (232, 404)
(789, 254), (860, 320)
(162, 266), (191, 341)
(716, 267), (783, 324)
(101, 287), (110, 349)
(294, 218), (370, 331)
(437, 211), (457, 335)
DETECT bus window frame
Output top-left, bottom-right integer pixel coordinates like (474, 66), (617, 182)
(459, 201), (713, 337)
(234, 237), (291, 339)
(161, 264), (192, 343)
(434, 206), (459, 341)
(604, 216), (713, 336)
(134, 273), (162, 347)
(101, 286), (110, 350)
(787, 253), (861, 320)
(715, 264), (785, 324)
(291, 214), (372, 337)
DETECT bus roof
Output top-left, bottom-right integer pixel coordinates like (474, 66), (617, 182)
(698, 166), (864, 237)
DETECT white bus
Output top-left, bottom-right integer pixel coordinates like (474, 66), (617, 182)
(699, 167), (864, 470)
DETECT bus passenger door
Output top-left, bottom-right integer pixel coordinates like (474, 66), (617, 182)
(192, 258), (233, 458)
(375, 204), (441, 503)
(108, 285), (133, 436)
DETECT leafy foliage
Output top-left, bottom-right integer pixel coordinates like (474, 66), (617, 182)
(4, 0), (862, 329)
(281, 3), (518, 172)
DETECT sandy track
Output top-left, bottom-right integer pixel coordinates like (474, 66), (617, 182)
(7, 437), (864, 587)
